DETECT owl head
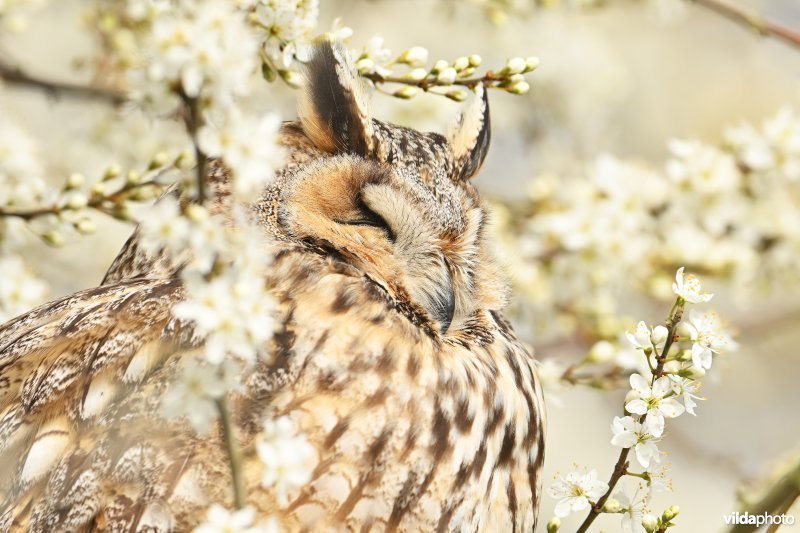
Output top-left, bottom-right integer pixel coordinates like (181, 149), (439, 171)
(269, 42), (507, 336)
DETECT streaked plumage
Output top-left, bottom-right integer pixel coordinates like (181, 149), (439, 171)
(0, 42), (545, 531)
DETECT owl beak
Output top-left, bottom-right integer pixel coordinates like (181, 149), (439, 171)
(435, 279), (456, 334)
(425, 262), (455, 335)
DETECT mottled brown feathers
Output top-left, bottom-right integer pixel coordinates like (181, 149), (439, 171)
(0, 41), (544, 532)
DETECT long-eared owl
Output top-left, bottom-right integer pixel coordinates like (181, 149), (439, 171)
(0, 42), (545, 531)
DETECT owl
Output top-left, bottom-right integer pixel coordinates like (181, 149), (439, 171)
(0, 42), (545, 532)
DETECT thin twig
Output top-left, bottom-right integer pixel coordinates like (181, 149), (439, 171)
(0, 176), (165, 221)
(179, 93), (208, 205)
(362, 71), (488, 91)
(216, 396), (246, 509)
(0, 59), (125, 104)
(690, 0), (800, 51)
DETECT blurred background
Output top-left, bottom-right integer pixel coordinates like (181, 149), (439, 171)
(1, 0), (800, 530)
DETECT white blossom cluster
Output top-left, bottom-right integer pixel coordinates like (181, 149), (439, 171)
(139, 199), (278, 398)
(547, 269), (734, 532)
(90, 0), (321, 99)
(126, 0), (260, 109)
(253, 0), (319, 81)
(0, 116), (49, 321)
(256, 415), (317, 506)
(84, 0), (317, 520)
(494, 106), (800, 347)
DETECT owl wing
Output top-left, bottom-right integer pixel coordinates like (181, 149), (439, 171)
(0, 276), (227, 532)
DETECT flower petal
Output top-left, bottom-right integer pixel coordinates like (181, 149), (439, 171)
(625, 399), (648, 415)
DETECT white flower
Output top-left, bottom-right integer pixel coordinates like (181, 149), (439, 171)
(160, 357), (228, 433)
(0, 114), (47, 208)
(683, 309), (735, 370)
(614, 486), (647, 533)
(174, 267), (276, 365)
(764, 107), (800, 179)
(671, 267), (713, 303)
(547, 469), (609, 518)
(625, 321), (668, 353)
(360, 34), (392, 64)
(666, 139), (741, 194)
(611, 416), (663, 469)
(668, 375), (703, 415)
(132, 2), (259, 108)
(194, 504), (280, 533)
(198, 109), (285, 201)
(256, 415), (317, 507)
(536, 358), (567, 407)
(0, 255), (48, 322)
(625, 373), (685, 426)
(255, 0), (319, 45)
(137, 197), (191, 256)
(397, 46), (428, 67)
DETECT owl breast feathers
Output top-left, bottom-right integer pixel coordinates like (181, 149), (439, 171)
(0, 42), (545, 532)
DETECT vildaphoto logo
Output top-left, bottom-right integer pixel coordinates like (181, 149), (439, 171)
(724, 512), (795, 527)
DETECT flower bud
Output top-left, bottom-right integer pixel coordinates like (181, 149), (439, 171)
(186, 204), (208, 222)
(662, 505), (680, 521)
(602, 497), (621, 513)
(112, 205), (134, 222)
(75, 218), (96, 235)
(453, 56), (470, 71)
(642, 514), (659, 532)
(663, 360), (681, 374)
(393, 86), (419, 99)
(65, 192), (88, 210)
(546, 516), (561, 533)
(586, 340), (615, 364)
(525, 56), (540, 72)
(504, 57), (526, 75)
(651, 325), (669, 346)
(436, 67), (457, 85)
(445, 89), (469, 102)
(42, 231), (65, 247)
(281, 70), (303, 88)
(261, 63), (276, 82)
(66, 172), (85, 189)
(176, 150), (195, 170)
(126, 170), (141, 185)
(507, 81), (530, 95)
(103, 164), (121, 181)
(431, 59), (449, 74)
(91, 182), (106, 196)
(397, 46), (429, 67)
(457, 67), (475, 78)
(403, 68), (427, 82)
(149, 151), (169, 169)
(687, 365), (706, 379)
(468, 54), (482, 67)
(355, 58), (375, 73)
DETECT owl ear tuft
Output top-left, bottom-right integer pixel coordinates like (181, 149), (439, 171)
(448, 86), (491, 181)
(299, 41), (375, 157)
